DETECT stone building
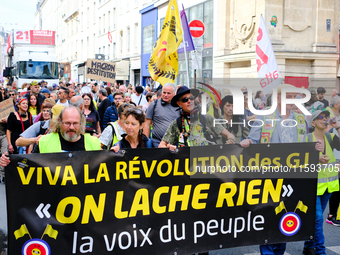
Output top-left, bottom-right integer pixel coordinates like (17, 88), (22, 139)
(214, 0), (340, 94)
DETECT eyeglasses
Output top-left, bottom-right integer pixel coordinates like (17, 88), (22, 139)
(114, 97), (123, 101)
(180, 96), (194, 103)
(9, 94), (15, 96)
(61, 121), (80, 128)
(83, 98), (91, 101)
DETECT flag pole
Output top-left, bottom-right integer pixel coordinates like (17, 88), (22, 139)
(179, 4), (190, 88)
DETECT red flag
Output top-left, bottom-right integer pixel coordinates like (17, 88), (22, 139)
(6, 33), (11, 53)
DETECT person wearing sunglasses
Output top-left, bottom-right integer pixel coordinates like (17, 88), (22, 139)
(302, 109), (340, 255)
(110, 107), (152, 151)
(159, 86), (235, 151)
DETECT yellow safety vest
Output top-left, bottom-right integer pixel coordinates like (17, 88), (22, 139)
(39, 133), (101, 153)
(306, 133), (339, 195)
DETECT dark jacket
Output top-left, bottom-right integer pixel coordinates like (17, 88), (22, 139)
(103, 104), (118, 128)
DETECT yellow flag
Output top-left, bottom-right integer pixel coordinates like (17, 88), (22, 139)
(275, 201), (286, 215)
(148, 0), (183, 85)
(14, 224), (29, 240)
(296, 200), (308, 213)
(43, 224), (58, 239)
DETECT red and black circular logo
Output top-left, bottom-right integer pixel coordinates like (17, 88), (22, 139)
(22, 239), (50, 255)
(279, 212), (301, 236)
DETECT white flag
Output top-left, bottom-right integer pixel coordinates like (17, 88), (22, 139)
(256, 15), (281, 94)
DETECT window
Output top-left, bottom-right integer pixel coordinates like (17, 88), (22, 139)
(189, 4), (203, 21)
(143, 24), (154, 54)
(99, 47), (101, 54)
(81, 12), (83, 31)
(108, 11), (110, 31)
(99, 17), (101, 35)
(103, 46), (106, 56)
(113, 8), (116, 29)
(81, 39), (83, 60)
(113, 42), (116, 58)
(103, 14), (106, 33)
(127, 26), (130, 52)
(160, 17), (165, 32)
(108, 44), (111, 59)
(87, 7), (89, 27)
(203, 1), (213, 46)
(119, 30), (123, 53)
(93, 3), (96, 23)
(134, 23), (138, 52)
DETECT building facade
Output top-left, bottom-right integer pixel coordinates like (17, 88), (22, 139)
(214, 0), (340, 93)
(35, 0), (154, 85)
(35, 0), (340, 92)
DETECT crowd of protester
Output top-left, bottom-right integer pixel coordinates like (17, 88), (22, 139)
(0, 80), (339, 255)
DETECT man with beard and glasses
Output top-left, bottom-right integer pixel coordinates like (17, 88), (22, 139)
(0, 107), (100, 165)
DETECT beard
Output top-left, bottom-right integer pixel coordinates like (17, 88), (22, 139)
(61, 129), (81, 142)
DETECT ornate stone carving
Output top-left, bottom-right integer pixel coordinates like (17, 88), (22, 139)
(230, 31), (239, 50)
(231, 0), (256, 46)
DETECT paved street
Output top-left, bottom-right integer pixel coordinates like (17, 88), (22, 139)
(0, 182), (339, 254)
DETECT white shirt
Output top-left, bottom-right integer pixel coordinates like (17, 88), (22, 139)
(56, 100), (69, 107)
(131, 93), (147, 107)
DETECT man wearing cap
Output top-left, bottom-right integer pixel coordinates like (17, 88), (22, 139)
(303, 109), (340, 255)
(131, 86), (147, 109)
(41, 88), (51, 98)
(24, 81), (46, 105)
(240, 84), (308, 255)
(53, 83), (59, 93)
(159, 86), (235, 149)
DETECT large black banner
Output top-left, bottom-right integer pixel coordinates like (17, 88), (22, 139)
(6, 143), (318, 255)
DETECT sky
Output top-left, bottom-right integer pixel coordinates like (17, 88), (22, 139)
(0, 0), (37, 32)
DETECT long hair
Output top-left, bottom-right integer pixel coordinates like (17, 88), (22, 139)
(28, 93), (41, 113)
(255, 90), (262, 99)
(82, 93), (95, 111)
(123, 107), (146, 148)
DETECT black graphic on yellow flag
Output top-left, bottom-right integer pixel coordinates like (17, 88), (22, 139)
(148, 0), (183, 85)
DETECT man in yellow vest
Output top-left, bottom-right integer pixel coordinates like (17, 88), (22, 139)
(304, 109), (340, 255)
(0, 107), (100, 166)
(37, 106), (101, 153)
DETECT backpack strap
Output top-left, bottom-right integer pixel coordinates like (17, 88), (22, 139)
(325, 132), (333, 148)
(306, 133), (313, 142)
(151, 99), (158, 119)
(108, 122), (116, 148)
(39, 121), (47, 135)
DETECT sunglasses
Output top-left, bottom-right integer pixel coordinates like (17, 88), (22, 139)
(316, 115), (328, 120)
(126, 107), (143, 114)
(9, 94), (15, 96)
(180, 96), (194, 103)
